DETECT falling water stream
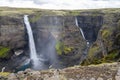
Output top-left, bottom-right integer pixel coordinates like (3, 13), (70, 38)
(75, 17), (86, 40)
(75, 17), (90, 63)
(24, 15), (40, 69)
(24, 15), (61, 70)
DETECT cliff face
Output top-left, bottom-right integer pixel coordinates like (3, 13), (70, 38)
(82, 11), (120, 65)
(30, 16), (86, 68)
(77, 16), (103, 43)
(0, 15), (28, 71)
(0, 8), (120, 72)
(0, 16), (26, 49)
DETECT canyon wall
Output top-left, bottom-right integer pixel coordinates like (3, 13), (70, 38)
(0, 8), (120, 71)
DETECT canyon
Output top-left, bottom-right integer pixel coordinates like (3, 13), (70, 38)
(0, 7), (120, 79)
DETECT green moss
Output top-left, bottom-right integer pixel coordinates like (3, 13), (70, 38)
(0, 46), (10, 58)
(81, 59), (91, 66)
(55, 41), (63, 55)
(0, 72), (10, 77)
(81, 58), (102, 66)
(55, 41), (73, 55)
(88, 46), (100, 58)
(101, 29), (111, 39)
(82, 49), (119, 65)
(92, 58), (103, 64)
(83, 44), (101, 65)
(105, 49), (119, 60)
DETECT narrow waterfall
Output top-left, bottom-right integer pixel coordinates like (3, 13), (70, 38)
(75, 17), (86, 40)
(75, 17), (90, 45)
(24, 15), (39, 69)
(75, 17), (90, 63)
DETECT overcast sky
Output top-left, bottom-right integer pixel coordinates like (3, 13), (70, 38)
(0, 0), (120, 10)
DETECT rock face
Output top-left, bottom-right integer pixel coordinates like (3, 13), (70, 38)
(82, 11), (120, 65)
(30, 16), (86, 68)
(0, 15), (28, 72)
(2, 62), (120, 80)
(0, 8), (120, 72)
(76, 16), (103, 43)
(0, 16), (26, 49)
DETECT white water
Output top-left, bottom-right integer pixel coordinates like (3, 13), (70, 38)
(75, 17), (90, 43)
(75, 17), (90, 45)
(75, 17), (86, 40)
(24, 15), (39, 69)
(75, 17), (90, 64)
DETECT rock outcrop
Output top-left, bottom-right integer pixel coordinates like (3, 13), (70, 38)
(1, 62), (120, 80)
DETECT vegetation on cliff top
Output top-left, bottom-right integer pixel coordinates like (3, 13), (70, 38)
(0, 7), (120, 17)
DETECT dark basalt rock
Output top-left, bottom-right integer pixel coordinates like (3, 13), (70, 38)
(82, 13), (120, 65)
(0, 16), (28, 72)
(76, 16), (103, 43)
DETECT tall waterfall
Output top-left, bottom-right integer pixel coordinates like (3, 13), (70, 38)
(75, 17), (90, 63)
(75, 17), (86, 40)
(24, 15), (39, 69)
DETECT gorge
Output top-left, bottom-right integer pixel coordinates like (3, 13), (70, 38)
(0, 7), (120, 80)
(75, 16), (103, 64)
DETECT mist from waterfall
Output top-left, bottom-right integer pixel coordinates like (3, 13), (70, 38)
(33, 16), (62, 69)
(24, 15), (40, 70)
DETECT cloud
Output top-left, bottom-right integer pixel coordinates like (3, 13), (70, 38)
(0, 0), (120, 9)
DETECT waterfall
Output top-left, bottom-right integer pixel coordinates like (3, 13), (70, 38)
(24, 15), (39, 69)
(75, 17), (86, 40)
(75, 17), (90, 64)
(75, 17), (90, 45)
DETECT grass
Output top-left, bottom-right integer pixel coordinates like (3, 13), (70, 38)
(0, 7), (120, 17)
(29, 13), (41, 23)
(0, 7), (35, 16)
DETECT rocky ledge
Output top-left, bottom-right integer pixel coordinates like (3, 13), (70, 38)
(0, 62), (120, 80)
